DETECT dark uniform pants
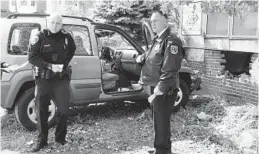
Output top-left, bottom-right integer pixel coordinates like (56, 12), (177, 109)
(151, 87), (178, 154)
(35, 76), (70, 144)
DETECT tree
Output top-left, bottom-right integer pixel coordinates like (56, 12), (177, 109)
(160, 0), (258, 28)
(92, 0), (257, 44)
(59, 0), (96, 18)
(93, 0), (161, 45)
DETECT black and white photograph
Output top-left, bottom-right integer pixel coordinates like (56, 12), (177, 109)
(0, 0), (258, 154)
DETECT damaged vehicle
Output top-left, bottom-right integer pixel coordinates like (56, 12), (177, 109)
(1, 14), (201, 130)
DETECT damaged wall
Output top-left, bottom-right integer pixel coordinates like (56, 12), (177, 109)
(186, 50), (258, 104)
(179, 2), (258, 104)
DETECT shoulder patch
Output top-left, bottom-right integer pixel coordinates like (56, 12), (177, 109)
(29, 32), (40, 45)
(170, 45), (178, 54)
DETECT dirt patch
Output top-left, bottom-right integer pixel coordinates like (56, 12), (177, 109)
(1, 94), (257, 154)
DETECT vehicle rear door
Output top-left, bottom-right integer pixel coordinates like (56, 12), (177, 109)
(62, 19), (101, 103)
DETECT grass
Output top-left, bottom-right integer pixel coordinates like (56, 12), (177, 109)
(1, 94), (257, 154)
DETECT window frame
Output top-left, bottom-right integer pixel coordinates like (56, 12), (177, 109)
(63, 24), (93, 56)
(94, 25), (145, 55)
(205, 12), (258, 39)
(95, 29), (135, 51)
(7, 23), (41, 55)
(205, 13), (230, 38)
(229, 12), (258, 40)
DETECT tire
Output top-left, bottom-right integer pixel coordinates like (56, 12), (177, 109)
(14, 88), (57, 131)
(172, 79), (190, 112)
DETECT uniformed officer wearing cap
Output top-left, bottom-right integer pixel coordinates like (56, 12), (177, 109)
(136, 11), (184, 154)
(28, 13), (76, 152)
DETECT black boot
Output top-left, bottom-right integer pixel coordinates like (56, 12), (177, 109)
(31, 142), (48, 152)
(55, 139), (67, 145)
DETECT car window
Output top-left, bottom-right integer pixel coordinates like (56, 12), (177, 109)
(8, 23), (40, 55)
(95, 29), (135, 51)
(63, 25), (92, 56)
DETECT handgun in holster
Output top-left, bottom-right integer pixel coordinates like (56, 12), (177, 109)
(57, 65), (72, 79)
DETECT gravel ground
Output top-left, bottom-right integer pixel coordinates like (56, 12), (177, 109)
(1, 93), (257, 154)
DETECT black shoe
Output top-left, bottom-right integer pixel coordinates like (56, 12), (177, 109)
(148, 149), (155, 154)
(55, 140), (67, 145)
(31, 142), (47, 152)
(149, 149), (172, 154)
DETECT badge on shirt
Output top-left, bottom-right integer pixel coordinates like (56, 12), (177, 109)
(65, 38), (68, 46)
(170, 45), (178, 54)
(30, 35), (39, 45)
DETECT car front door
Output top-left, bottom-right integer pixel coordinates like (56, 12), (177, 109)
(63, 20), (101, 104)
(94, 24), (146, 80)
(142, 20), (155, 51)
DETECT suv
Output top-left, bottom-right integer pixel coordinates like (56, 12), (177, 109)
(1, 14), (201, 130)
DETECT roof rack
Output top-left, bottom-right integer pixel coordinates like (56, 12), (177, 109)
(7, 13), (94, 22)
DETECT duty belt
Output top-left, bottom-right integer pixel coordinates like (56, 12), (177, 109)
(33, 66), (72, 79)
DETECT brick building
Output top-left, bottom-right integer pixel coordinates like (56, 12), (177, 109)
(179, 3), (258, 104)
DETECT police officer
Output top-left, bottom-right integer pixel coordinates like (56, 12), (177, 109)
(28, 13), (76, 152)
(136, 11), (184, 154)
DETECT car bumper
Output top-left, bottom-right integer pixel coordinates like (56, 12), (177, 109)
(190, 77), (201, 93)
(1, 81), (11, 109)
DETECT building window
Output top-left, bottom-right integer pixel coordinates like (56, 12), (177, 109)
(232, 12), (258, 37)
(206, 13), (229, 36)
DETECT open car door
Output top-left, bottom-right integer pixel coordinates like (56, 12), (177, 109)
(94, 24), (145, 83)
(142, 19), (155, 51)
(63, 19), (101, 103)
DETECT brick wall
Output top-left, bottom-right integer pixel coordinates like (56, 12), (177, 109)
(186, 49), (258, 105)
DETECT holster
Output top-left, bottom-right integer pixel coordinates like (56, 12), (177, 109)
(55, 65), (72, 79)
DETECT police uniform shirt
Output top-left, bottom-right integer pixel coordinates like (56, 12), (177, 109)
(28, 29), (76, 70)
(140, 28), (184, 94)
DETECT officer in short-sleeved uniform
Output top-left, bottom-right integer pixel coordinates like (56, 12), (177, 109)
(28, 13), (76, 152)
(137, 11), (184, 154)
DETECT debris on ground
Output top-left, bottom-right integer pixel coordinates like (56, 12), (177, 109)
(197, 112), (213, 122)
(1, 93), (258, 154)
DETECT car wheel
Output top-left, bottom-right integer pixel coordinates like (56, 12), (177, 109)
(172, 79), (190, 112)
(14, 88), (57, 131)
